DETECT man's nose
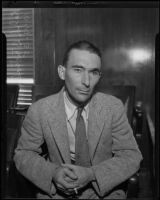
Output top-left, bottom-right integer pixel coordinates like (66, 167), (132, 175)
(82, 72), (90, 87)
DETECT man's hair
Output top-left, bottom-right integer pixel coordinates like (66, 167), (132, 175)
(63, 40), (101, 66)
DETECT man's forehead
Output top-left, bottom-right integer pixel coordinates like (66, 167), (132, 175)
(69, 48), (98, 57)
(67, 49), (101, 65)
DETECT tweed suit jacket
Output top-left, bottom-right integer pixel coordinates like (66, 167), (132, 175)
(14, 88), (142, 199)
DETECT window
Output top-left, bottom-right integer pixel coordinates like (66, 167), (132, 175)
(2, 8), (34, 106)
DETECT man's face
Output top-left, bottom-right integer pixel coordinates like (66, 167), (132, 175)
(60, 49), (101, 106)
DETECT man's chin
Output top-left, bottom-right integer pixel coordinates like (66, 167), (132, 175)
(75, 95), (92, 105)
(66, 91), (92, 106)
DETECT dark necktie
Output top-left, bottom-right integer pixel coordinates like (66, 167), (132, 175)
(75, 107), (91, 167)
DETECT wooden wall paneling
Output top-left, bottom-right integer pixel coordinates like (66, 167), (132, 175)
(34, 8), (56, 86)
(98, 8), (157, 124)
(65, 8), (104, 52)
(54, 8), (67, 90)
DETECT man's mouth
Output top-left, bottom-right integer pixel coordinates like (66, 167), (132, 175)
(78, 90), (90, 94)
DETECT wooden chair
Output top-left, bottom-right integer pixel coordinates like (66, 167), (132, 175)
(95, 85), (136, 127)
(32, 84), (60, 103)
(6, 84), (31, 198)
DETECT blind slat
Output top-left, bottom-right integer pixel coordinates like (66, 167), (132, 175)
(7, 40), (33, 44)
(7, 74), (33, 77)
(7, 65), (33, 68)
(4, 34), (33, 38)
(7, 70), (33, 72)
(7, 54), (33, 56)
(2, 25), (33, 30)
(7, 56), (33, 59)
(3, 9), (32, 13)
(19, 94), (32, 97)
(7, 59), (33, 64)
(7, 46), (33, 50)
(6, 38), (33, 42)
(4, 30), (33, 34)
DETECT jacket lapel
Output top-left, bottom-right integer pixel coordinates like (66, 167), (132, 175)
(47, 89), (71, 163)
(88, 94), (105, 160)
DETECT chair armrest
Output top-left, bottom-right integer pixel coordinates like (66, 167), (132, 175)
(127, 173), (139, 198)
(6, 161), (36, 198)
(6, 161), (19, 198)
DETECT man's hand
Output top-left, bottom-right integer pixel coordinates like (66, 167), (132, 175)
(52, 166), (78, 191)
(62, 164), (95, 188)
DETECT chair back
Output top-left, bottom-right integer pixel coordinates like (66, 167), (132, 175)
(32, 84), (60, 102)
(7, 84), (19, 111)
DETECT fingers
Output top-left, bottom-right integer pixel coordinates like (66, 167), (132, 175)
(56, 183), (65, 190)
(56, 183), (74, 195)
(62, 163), (76, 170)
(63, 167), (78, 180)
(60, 177), (78, 189)
(55, 167), (78, 190)
(64, 176), (75, 183)
(62, 164), (91, 188)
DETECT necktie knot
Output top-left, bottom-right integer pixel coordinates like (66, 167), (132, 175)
(77, 107), (83, 121)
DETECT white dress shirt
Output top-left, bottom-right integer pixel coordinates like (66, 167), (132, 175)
(63, 91), (89, 161)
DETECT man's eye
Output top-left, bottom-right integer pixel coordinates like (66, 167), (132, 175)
(91, 71), (100, 76)
(74, 68), (82, 72)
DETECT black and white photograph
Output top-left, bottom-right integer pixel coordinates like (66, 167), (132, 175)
(1, 1), (159, 199)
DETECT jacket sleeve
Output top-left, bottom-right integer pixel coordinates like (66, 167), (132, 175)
(13, 103), (58, 196)
(91, 99), (143, 197)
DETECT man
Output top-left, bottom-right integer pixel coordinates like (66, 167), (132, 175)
(14, 41), (142, 199)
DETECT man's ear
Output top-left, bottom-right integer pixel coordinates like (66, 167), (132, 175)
(58, 65), (65, 80)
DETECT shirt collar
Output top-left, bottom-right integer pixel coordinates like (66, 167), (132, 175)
(63, 91), (89, 121)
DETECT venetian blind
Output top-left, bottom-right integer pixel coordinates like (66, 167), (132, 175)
(2, 8), (34, 106)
